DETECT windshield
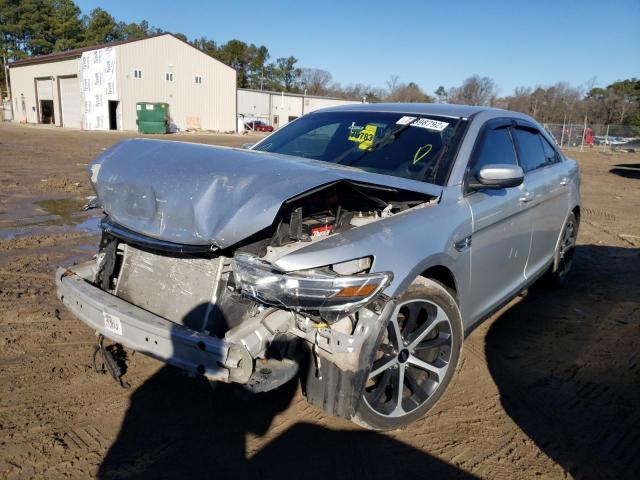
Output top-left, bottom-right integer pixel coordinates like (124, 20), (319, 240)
(253, 111), (465, 185)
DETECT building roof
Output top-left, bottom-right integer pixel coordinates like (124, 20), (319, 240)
(238, 87), (360, 103)
(8, 33), (168, 67)
(8, 33), (233, 71)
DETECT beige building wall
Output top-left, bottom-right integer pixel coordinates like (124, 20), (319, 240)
(8, 58), (80, 125)
(237, 89), (271, 121)
(269, 92), (303, 128)
(116, 35), (236, 132)
(238, 88), (363, 129)
(304, 97), (360, 113)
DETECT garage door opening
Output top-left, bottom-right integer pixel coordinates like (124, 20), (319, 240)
(108, 101), (119, 130)
(36, 78), (54, 124)
(40, 100), (54, 124)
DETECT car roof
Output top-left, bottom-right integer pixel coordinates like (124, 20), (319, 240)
(315, 102), (501, 119)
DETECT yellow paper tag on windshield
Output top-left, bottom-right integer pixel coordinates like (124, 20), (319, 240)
(348, 124), (378, 150)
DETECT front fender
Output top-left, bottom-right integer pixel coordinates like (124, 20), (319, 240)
(273, 186), (472, 309)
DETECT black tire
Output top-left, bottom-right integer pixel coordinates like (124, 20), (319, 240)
(352, 278), (463, 431)
(543, 212), (579, 288)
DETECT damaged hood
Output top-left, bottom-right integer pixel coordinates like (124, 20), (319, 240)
(89, 138), (441, 248)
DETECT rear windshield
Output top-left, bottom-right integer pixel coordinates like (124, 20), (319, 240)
(253, 111), (464, 185)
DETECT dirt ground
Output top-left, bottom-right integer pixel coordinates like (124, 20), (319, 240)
(0, 122), (638, 480)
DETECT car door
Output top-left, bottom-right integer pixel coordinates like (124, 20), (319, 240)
(463, 119), (533, 323)
(538, 132), (573, 258)
(511, 124), (568, 279)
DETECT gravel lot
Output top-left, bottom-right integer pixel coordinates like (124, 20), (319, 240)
(0, 122), (638, 479)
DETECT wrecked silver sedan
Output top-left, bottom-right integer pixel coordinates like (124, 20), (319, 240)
(56, 103), (580, 430)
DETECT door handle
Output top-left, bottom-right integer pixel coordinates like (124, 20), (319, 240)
(454, 236), (472, 252)
(559, 177), (568, 186)
(519, 191), (534, 203)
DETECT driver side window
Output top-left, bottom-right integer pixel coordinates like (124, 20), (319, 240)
(471, 126), (518, 178)
(276, 122), (340, 158)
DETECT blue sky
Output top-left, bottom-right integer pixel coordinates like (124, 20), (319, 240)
(75, 0), (639, 96)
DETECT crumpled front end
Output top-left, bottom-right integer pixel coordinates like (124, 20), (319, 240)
(61, 137), (441, 415)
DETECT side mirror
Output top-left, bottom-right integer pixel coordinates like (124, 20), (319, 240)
(469, 164), (524, 190)
(241, 143), (255, 150)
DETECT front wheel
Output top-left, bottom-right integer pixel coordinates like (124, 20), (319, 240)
(352, 278), (463, 430)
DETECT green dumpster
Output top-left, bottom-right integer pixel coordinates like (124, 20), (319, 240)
(136, 102), (169, 134)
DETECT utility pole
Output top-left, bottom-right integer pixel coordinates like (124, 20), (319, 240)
(302, 88), (306, 115)
(2, 53), (11, 98)
(2, 52), (12, 120)
(580, 115), (587, 152)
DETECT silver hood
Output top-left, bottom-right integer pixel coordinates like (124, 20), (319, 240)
(89, 138), (442, 248)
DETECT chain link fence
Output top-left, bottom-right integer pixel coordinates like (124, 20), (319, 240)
(544, 122), (640, 152)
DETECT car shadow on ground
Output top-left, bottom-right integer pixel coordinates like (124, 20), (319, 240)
(609, 163), (640, 179)
(485, 244), (640, 479)
(98, 339), (476, 479)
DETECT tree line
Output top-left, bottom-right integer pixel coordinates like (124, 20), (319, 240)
(443, 75), (640, 127)
(1, 0), (638, 128)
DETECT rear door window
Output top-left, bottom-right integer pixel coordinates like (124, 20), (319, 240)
(512, 127), (547, 172)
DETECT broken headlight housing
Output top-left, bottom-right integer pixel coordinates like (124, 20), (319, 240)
(232, 254), (391, 313)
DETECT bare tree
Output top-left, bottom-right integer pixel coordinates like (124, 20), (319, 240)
(386, 75), (400, 95)
(386, 82), (433, 103)
(448, 75), (498, 106)
(300, 68), (332, 96)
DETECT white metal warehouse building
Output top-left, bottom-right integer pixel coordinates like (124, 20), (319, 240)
(238, 88), (361, 129)
(8, 33), (237, 132)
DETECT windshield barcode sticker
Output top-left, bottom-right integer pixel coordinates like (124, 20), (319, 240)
(396, 116), (417, 125)
(410, 118), (449, 131)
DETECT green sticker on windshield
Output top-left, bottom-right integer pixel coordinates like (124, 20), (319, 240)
(348, 124), (378, 150)
(413, 144), (432, 164)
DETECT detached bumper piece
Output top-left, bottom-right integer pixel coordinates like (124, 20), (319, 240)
(55, 263), (242, 382)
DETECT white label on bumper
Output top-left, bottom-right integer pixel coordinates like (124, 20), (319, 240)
(103, 312), (122, 336)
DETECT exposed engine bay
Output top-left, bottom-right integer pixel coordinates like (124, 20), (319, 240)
(238, 180), (434, 258)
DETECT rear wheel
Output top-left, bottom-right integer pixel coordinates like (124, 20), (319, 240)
(352, 278), (463, 430)
(545, 212), (579, 287)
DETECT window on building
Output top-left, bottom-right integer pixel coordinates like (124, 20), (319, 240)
(133, 69), (143, 79)
(165, 72), (174, 82)
(194, 75), (203, 85)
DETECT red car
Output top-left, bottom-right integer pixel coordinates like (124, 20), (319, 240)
(244, 120), (274, 132)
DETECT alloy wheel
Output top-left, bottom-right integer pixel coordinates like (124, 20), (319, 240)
(557, 218), (577, 278)
(363, 299), (453, 418)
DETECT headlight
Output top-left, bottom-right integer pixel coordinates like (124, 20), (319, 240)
(232, 254), (391, 312)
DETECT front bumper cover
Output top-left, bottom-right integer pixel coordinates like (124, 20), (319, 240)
(55, 263), (246, 382)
